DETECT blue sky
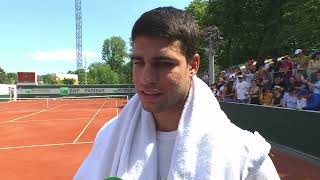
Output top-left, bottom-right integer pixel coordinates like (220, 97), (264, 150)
(0, 0), (193, 75)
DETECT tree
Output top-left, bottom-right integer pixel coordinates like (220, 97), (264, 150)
(0, 66), (7, 83)
(41, 74), (56, 85)
(0, 67), (15, 84)
(186, 0), (211, 75)
(122, 61), (133, 83)
(87, 62), (121, 84)
(60, 78), (76, 85)
(185, 0), (208, 28)
(102, 36), (127, 73)
(6, 73), (17, 84)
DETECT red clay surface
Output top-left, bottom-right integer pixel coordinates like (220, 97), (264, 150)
(0, 98), (319, 179)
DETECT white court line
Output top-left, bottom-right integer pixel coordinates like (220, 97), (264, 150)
(73, 101), (106, 144)
(7, 109), (47, 122)
(49, 104), (67, 110)
(48, 108), (99, 112)
(0, 109), (40, 113)
(0, 141), (93, 150)
(0, 117), (88, 124)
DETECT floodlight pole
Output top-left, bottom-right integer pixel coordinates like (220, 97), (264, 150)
(75, 0), (83, 72)
(208, 36), (215, 84)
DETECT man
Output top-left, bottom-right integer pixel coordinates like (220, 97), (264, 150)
(74, 7), (279, 180)
(302, 71), (320, 111)
(294, 49), (308, 75)
(304, 70), (320, 95)
(282, 87), (297, 109)
(235, 75), (250, 103)
(302, 89), (320, 111)
(296, 89), (307, 110)
(279, 56), (293, 82)
(270, 74), (285, 92)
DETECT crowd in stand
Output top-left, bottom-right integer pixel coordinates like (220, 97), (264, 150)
(211, 49), (320, 111)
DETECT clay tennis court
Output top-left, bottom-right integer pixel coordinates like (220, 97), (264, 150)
(0, 97), (319, 179)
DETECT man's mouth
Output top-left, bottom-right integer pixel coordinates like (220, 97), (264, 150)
(139, 90), (162, 101)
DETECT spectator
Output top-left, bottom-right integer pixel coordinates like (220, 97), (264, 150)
(303, 70), (320, 95)
(251, 64), (257, 74)
(260, 88), (273, 106)
(247, 57), (255, 66)
(294, 49), (308, 76)
(295, 74), (307, 91)
(296, 89), (308, 110)
(271, 75), (285, 91)
(272, 86), (283, 107)
(260, 69), (272, 90)
(249, 79), (260, 105)
(271, 57), (281, 73)
(285, 76), (296, 91)
(219, 71), (226, 81)
(302, 89), (320, 111)
(279, 56), (293, 82)
(282, 87), (297, 109)
(308, 50), (320, 81)
(222, 82), (234, 102)
(243, 68), (254, 86)
(235, 75), (250, 103)
(228, 68), (236, 79)
(254, 71), (261, 83)
(211, 83), (221, 99)
(256, 56), (265, 70)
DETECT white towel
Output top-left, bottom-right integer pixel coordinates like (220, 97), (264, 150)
(74, 76), (276, 180)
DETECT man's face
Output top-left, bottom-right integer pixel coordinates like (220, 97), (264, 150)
(317, 73), (320, 81)
(131, 36), (197, 114)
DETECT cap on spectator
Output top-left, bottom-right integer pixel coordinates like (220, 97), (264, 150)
(294, 49), (302, 55)
(311, 50), (320, 59)
(238, 75), (243, 78)
(273, 85), (281, 90)
(297, 89), (308, 96)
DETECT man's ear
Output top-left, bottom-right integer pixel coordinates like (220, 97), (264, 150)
(189, 53), (200, 76)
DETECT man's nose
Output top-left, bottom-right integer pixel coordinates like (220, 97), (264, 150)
(141, 64), (158, 84)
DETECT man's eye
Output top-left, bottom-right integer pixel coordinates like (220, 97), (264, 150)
(158, 62), (175, 67)
(132, 60), (144, 65)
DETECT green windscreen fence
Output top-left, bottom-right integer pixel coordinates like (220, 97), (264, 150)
(219, 102), (320, 158)
(17, 84), (135, 98)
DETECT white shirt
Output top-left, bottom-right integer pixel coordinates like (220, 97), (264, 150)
(297, 98), (307, 109)
(235, 81), (250, 100)
(157, 130), (177, 180)
(314, 80), (320, 94)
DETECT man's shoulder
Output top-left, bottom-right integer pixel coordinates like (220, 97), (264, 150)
(223, 124), (271, 154)
(94, 116), (119, 142)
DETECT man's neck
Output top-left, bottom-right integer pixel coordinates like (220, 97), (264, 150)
(153, 108), (183, 132)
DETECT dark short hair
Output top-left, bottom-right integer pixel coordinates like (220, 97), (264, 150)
(131, 7), (199, 63)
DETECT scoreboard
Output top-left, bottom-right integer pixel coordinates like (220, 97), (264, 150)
(17, 72), (37, 85)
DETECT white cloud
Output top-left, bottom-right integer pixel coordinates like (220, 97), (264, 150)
(31, 49), (99, 61)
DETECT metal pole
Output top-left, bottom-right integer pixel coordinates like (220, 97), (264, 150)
(208, 37), (215, 84)
(212, 52), (215, 82)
